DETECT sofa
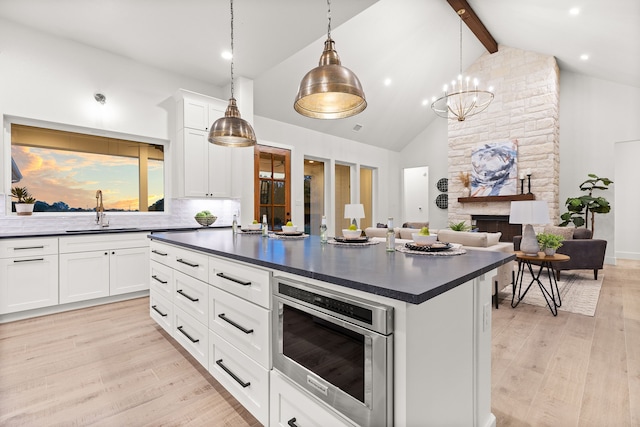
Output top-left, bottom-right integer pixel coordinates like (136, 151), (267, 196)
(365, 226), (514, 308)
(514, 226), (607, 280)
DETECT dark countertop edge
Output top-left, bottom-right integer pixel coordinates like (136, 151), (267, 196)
(148, 234), (516, 305)
(0, 226), (228, 239)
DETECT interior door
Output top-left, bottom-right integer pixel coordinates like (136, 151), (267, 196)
(254, 145), (291, 231)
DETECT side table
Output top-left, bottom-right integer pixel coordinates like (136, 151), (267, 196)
(512, 251), (570, 316)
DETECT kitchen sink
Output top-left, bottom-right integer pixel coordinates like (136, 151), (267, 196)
(65, 227), (140, 233)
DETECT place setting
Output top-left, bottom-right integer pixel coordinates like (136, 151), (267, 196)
(328, 227), (380, 246)
(269, 223), (309, 240)
(395, 229), (466, 256)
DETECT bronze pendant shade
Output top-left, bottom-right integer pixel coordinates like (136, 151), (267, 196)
(209, 98), (256, 147)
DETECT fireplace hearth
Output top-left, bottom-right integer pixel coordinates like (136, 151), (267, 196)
(471, 215), (521, 243)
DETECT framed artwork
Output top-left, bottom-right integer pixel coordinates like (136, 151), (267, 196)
(470, 140), (518, 196)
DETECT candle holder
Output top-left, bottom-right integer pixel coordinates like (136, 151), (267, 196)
(520, 179), (525, 195)
(527, 174), (532, 194)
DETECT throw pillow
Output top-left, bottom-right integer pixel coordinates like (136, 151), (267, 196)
(544, 225), (574, 240)
(486, 232), (502, 246)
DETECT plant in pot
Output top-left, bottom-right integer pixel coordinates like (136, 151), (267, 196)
(536, 232), (563, 256)
(11, 186), (36, 216)
(449, 221), (471, 232)
(559, 173), (613, 235)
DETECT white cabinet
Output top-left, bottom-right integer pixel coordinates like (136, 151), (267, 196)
(0, 238), (59, 314)
(270, 370), (356, 427)
(59, 233), (149, 304)
(59, 250), (110, 303)
(174, 93), (234, 198)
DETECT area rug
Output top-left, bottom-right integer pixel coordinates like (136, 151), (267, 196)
(499, 270), (603, 316)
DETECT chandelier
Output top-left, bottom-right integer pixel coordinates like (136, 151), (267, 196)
(208, 0), (257, 147)
(294, 0), (366, 119)
(431, 9), (494, 122)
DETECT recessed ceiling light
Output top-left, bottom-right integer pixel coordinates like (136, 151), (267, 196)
(221, 51), (232, 60)
(580, 54), (589, 61)
(569, 7), (580, 15)
(383, 78), (392, 86)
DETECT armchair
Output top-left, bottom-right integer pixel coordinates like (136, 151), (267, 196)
(514, 228), (607, 280)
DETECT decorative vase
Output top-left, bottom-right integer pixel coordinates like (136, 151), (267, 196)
(462, 187), (470, 197)
(544, 248), (556, 256)
(15, 203), (34, 216)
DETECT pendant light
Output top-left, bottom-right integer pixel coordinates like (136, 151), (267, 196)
(294, 0), (366, 119)
(208, 0), (257, 147)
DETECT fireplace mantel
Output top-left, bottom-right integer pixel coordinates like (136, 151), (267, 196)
(458, 194), (535, 203)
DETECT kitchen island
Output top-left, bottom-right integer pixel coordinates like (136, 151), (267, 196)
(149, 229), (514, 427)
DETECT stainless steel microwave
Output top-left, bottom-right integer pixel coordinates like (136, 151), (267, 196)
(272, 276), (394, 427)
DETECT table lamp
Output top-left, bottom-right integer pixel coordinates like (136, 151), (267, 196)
(509, 200), (550, 256)
(344, 203), (365, 229)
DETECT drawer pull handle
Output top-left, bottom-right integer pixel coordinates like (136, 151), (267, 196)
(287, 418), (299, 427)
(13, 258), (44, 263)
(14, 246), (45, 250)
(176, 289), (199, 302)
(151, 305), (168, 317)
(152, 275), (168, 284)
(216, 272), (251, 286)
(218, 313), (254, 334)
(177, 326), (199, 343)
(216, 359), (250, 388)
(151, 249), (168, 256)
(177, 258), (199, 268)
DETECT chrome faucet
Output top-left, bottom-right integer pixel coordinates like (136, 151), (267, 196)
(95, 190), (107, 227)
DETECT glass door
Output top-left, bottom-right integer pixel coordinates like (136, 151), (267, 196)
(304, 159), (325, 235)
(254, 145), (291, 231)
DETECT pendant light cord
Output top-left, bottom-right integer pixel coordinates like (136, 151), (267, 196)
(230, 0), (235, 99)
(327, 0), (332, 38)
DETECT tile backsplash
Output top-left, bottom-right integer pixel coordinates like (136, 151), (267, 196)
(0, 195), (241, 234)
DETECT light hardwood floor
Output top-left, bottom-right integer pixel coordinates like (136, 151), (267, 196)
(1, 260), (638, 426)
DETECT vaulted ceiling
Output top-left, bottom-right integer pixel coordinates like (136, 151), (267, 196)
(1, 0), (638, 151)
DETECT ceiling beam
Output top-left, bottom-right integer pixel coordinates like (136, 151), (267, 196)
(446, 0), (498, 53)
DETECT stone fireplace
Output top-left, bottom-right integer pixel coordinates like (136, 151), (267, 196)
(447, 45), (561, 229)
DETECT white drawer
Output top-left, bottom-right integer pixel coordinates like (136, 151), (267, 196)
(174, 306), (208, 369)
(173, 270), (208, 325)
(0, 237), (58, 259)
(210, 256), (271, 309)
(173, 246), (208, 282)
(150, 291), (173, 337)
(59, 232), (148, 253)
(270, 370), (356, 427)
(149, 241), (172, 266)
(150, 260), (173, 299)
(209, 287), (270, 369)
(208, 331), (269, 425)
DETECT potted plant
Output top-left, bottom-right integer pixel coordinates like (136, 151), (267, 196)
(536, 232), (563, 256)
(559, 173), (613, 235)
(11, 186), (36, 216)
(449, 221), (471, 231)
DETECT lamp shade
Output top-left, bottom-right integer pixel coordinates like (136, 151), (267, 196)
(344, 203), (365, 220)
(509, 200), (550, 225)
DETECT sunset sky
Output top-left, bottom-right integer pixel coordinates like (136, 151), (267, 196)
(11, 145), (163, 211)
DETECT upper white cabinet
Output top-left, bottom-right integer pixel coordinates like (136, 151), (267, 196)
(174, 92), (235, 198)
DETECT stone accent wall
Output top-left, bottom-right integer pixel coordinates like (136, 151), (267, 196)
(448, 45), (560, 229)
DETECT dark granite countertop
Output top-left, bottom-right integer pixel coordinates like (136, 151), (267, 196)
(149, 229), (515, 305)
(0, 226), (226, 239)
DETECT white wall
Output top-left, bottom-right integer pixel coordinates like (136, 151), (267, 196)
(559, 71), (640, 263)
(253, 116), (401, 234)
(614, 140), (640, 260)
(400, 118), (449, 229)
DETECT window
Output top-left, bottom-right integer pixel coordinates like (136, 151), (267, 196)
(254, 145), (290, 230)
(10, 124), (164, 213)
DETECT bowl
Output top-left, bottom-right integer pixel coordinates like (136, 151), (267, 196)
(342, 229), (362, 239)
(412, 233), (437, 246)
(195, 215), (217, 227)
(282, 225), (298, 233)
(245, 223), (262, 230)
